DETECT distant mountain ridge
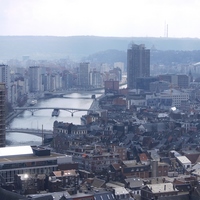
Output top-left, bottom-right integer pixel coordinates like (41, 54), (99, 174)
(0, 36), (200, 61)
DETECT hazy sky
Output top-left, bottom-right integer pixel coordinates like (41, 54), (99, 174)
(0, 0), (200, 38)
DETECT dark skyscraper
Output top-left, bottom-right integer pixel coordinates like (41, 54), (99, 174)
(79, 62), (90, 87)
(127, 44), (150, 89)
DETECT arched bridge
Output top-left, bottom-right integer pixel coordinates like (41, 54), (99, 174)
(6, 128), (52, 137)
(13, 107), (97, 116)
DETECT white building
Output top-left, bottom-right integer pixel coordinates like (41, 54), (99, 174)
(176, 156), (192, 169)
(160, 89), (189, 107)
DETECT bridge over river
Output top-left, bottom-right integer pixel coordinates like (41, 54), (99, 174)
(6, 128), (52, 137)
(13, 106), (100, 116)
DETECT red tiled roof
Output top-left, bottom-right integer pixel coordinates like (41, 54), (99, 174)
(185, 153), (200, 164)
(139, 153), (148, 161)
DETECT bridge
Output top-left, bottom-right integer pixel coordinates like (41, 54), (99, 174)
(44, 91), (103, 98)
(6, 128), (52, 137)
(13, 107), (98, 116)
(61, 96), (94, 99)
(44, 94), (98, 99)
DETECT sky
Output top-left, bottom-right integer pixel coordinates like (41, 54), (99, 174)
(0, 0), (200, 38)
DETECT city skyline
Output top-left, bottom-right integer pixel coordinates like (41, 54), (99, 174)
(0, 0), (200, 38)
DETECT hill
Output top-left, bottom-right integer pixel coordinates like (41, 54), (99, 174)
(0, 36), (200, 61)
(84, 49), (200, 66)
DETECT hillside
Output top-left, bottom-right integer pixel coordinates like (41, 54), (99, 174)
(84, 49), (200, 66)
(0, 36), (200, 61)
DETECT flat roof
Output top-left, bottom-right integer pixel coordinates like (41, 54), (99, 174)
(177, 156), (191, 164)
(52, 170), (78, 177)
(0, 146), (33, 157)
(0, 151), (65, 164)
(147, 183), (178, 193)
(114, 187), (129, 195)
(123, 160), (137, 167)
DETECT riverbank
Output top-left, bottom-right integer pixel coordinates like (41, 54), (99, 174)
(6, 110), (24, 125)
(7, 92), (96, 146)
(89, 93), (105, 111)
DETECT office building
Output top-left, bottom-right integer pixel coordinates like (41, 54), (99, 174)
(127, 44), (150, 89)
(0, 145), (73, 183)
(160, 89), (189, 108)
(159, 74), (189, 88)
(150, 80), (171, 93)
(136, 77), (159, 91)
(0, 83), (6, 147)
(79, 62), (90, 87)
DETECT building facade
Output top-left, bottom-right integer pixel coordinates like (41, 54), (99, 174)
(79, 62), (90, 88)
(127, 44), (150, 89)
(160, 89), (189, 108)
(89, 70), (103, 88)
(0, 83), (6, 147)
(141, 183), (178, 200)
(159, 74), (190, 89)
(62, 70), (74, 90)
(0, 64), (11, 102)
(0, 146), (73, 183)
(104, 80), (119, 94)
(29, 66), (42, 92)
(136, 77), (159, 91)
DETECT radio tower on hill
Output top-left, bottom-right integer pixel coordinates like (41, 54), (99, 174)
(164, 22), (168, 37)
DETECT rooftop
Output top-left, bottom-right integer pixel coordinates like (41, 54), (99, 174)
(122, 160), (137, 167)
(52, 170), (78, 177)
(177, 156), (191, 164)
(0, 145), (33, 157)
(0, 146), (65, 163)
(146, 183), (178, 193)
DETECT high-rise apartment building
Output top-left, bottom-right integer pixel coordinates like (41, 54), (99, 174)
(62, 70), (74, 90)
(127, 44), (150, 89)
(114, 62), (125, 74)
(29, 66), (42, 92)
(79, 62), (90, 87)
(0, 64), (11, 103)
(0, 83), (6, 147)
(89, 70), (103, 88)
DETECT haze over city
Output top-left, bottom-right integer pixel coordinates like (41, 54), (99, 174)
(1, 0), (200, 38)
(2, 1), (200, 200)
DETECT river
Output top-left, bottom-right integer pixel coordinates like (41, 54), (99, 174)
(6, 92), (102, 146)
